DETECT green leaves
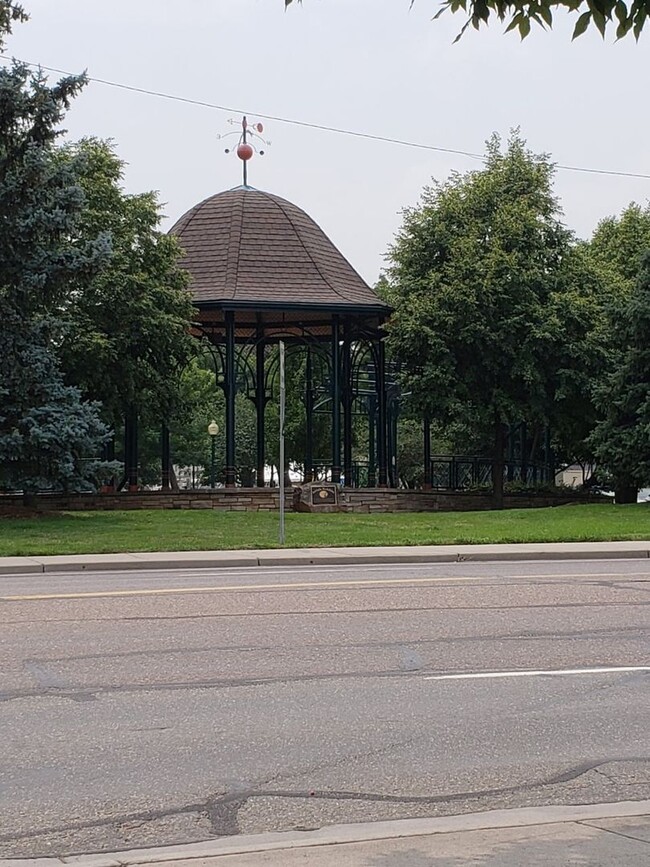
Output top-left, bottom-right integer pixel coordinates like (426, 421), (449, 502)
(572, 9), (592, 36)
(55, 139), (195, 430)
(0, 54), (116, 492)
(0, 2), (27, 49)
(290, 0), (648, 40)
(385, 131), (603, 468)
(433, 0), (649, 41)
(589, 253), (650, 489)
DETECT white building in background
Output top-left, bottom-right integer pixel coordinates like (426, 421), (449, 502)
(555, 464), (594, 488)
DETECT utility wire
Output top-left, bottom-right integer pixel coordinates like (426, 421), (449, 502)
(2, 53), (650, 182)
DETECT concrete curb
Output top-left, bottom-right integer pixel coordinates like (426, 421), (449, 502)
(1, 541), (650, 575)
(3, 800), (649, 866)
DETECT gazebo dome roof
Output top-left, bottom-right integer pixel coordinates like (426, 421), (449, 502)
(170, 186), (389, 314)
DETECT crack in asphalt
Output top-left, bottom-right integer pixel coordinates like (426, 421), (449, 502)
(206, 794), (245, 836)
(2, 663), (648, 704)
(592, 766), (619, 784)
(2, 758), (648, 847)
(578, 819), (650, 847)
(0, 667), (418, 703)
(13, 624), (649, 667)
(3, 600), (650, 627)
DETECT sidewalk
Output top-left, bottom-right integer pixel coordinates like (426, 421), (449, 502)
(1, 539), (650, 575)
(3, 802), (649, 867)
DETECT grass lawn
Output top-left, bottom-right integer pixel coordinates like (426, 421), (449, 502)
(0, 502), (649, 557)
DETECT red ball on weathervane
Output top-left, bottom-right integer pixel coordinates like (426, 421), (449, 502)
(237, 143), (254, 161)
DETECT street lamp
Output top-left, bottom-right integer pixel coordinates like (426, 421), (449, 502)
(208, 420), (219, 488)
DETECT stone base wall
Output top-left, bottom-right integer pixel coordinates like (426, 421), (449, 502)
(0, 489), (291, 514)
(0, 487), (602, 515)
(341, 489), (600, 513)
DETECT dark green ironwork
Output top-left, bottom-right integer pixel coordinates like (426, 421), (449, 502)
(387, 393), (399, 487)
(224, 311), (236, 487)
(255, 327), (266, 487)
(429, 454), (553, 490)
(367, 394), (377, 488)
(304, 347), (314, 483)
(376, 339), (388, 487)
(331, 315), (342, 483)
(342, 320), (353, 485)
(175, 314), (391, 492)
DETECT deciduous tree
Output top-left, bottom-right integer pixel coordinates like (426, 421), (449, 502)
(590, 253), (650, 503)
(383, 132), (602, 506)
(55, 139), (195, 433)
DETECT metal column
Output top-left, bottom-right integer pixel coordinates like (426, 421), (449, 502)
(342, 321), (353, 486)
(331, 316), (341, 484)
(376, 339), (388, 487)
(255, 328), (266, 487)
(367, 395), (377, 488)
(224, 311), (237, 488)
(304, 347), (314, 483)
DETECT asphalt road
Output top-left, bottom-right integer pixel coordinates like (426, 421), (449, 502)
(1, 559), (649, 857)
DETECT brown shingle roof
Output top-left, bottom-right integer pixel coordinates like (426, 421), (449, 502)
(170, 186), (389, 312)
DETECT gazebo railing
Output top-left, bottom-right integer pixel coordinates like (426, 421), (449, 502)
(430, 455), (553, 490)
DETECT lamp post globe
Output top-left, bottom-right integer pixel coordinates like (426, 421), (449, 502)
(208, 421), (219, 488)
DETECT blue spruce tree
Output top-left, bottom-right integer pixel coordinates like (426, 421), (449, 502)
(0, 5), (113, 497)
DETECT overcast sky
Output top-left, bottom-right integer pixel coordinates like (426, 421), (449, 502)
(6, 0), (649, 284)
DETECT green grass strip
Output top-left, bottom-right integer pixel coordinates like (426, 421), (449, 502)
(0, 502), (648, 557)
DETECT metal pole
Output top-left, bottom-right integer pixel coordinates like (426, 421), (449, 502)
(224, 311), (236, 487)
(342, 320), (353, 486)
(331, 316), (341, 483)
(255, 326), (266, 487)
(242, 116), (248, 187)
(376, 339), (388, 487)
(368, 396), (376, 488)
(279, 340), (286, 545)
(210, 436), (216, 488)
(304, 347), (314, 483)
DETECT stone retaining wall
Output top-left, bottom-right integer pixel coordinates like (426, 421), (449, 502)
(341, 489), (600, 512)
(0, 487), (601, 515)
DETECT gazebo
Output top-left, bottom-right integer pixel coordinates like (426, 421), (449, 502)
(168, 182), (394, 489)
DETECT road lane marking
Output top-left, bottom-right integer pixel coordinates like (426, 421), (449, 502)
(425, 665), (650, 681)
(0, 574), (540, 601)
(1, 572), (649, 602)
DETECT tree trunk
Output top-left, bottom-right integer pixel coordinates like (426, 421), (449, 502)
(22, 491), (38, 509)
(615, 485), (638, 504)
(493, 412), (505, 510)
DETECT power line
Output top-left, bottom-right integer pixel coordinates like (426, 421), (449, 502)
(2, 53), (650, 182)
(0, 54), (484, 161)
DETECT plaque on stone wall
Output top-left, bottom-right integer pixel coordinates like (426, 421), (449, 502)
(311, 484), (338, 506)
(293, 482), (342, 512)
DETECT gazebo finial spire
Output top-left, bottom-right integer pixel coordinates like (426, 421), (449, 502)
(239, 116), (252, 186)
(219, 116), (269, 187)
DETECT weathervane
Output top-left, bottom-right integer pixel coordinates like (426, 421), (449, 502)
(218, 116), (270, 186)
